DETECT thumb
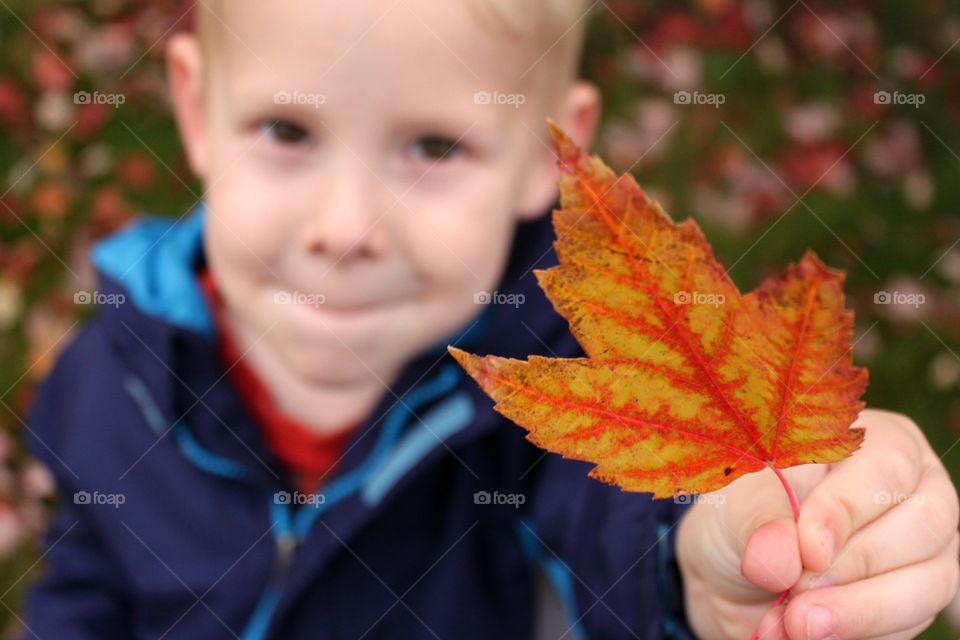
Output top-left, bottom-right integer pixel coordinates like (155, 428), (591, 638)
(741, 516), (801, 593)
(718, 465), (826, 601)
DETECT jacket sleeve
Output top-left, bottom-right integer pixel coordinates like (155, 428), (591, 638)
(21, 496), (135, 639)
(521, 451), (698, 639)
(20, 331), (135, 640)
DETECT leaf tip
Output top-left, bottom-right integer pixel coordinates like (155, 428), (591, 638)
(532, 267), (553, 288)
(546, 118), (583, 175)
(447, 344), (472, 368)
(798, 249), (847, 285)
(447, 346), (503, 392)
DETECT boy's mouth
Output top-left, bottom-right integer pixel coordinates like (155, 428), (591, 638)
(274, 287), (399, 322)
(274, 278), (421, 313)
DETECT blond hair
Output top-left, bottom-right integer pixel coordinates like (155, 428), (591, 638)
(195, 0), (591, 82)
(466, 0), (591, 79)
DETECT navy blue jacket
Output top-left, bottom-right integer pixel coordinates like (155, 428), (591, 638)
(23, 204), (695, 639)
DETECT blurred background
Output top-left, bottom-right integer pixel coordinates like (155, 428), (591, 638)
(0, 0), (958, 637)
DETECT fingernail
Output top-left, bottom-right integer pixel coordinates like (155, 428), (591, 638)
(806, 605), (837, 640)
(819, 526), (835, 564)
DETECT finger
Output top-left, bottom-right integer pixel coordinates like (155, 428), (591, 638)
(742, 517), (801, 593)
(706, 464), (826, 601)
(793, 464), (959, 589)
(782, 544), (960, 640)
(867, 616), (936, 640)
(756, 602), (787, 640)
(796, 409), (924, 573)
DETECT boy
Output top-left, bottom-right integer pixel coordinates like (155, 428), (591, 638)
(22, 1), (958, 638)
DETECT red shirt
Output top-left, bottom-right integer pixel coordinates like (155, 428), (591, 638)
(197, 270), (356, 494)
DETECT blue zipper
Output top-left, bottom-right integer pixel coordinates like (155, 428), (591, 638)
(240, 364), (463, 639)
(240, 500), (295, 640)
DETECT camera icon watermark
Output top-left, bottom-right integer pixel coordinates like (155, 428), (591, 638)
(473, 490), (525, 508)
(674, 290), (725, 308)
(873, 90), (925, 108)
(873, 490), (924, 507)
(74, 490), (126, 508)
(74, 90), (126, 108)
(274, 491), (326, 508)
(673, 90), (725, 108)
(673, 493), (725, 506)
(873, 290), (925, 309)
(273, 290), (326, 307)
(474, 290), (525, 308)
(473, 90), (526, 109)
(74, 290), (126, 308)
(273, 91), (326, 108)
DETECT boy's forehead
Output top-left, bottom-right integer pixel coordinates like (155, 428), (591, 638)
(204, 0), (546, 94)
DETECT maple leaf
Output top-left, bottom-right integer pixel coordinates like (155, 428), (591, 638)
(448, 121), (867, 500)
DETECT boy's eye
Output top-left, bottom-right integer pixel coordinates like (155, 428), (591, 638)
(262, 119), (311, 145)
(409, 135), (463, 162)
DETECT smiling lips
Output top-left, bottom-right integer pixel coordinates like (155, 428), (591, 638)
(276, 277), (421, 314)
(276, 287), (398, 318)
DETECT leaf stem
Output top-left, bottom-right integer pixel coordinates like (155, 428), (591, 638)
(749, 466), (800, 640)
(771, 465), (801, 522)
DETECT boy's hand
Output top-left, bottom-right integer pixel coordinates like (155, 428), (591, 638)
(676, 409), (959, 639)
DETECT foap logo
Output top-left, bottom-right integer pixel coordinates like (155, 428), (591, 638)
(273, 91), (326, 108)
(74, 490), (126, 508)
(673, 493), (725, 506)
(474, 290), (525, 308)
(473, 490), (525, 508)
(473, 90), (526, 108)
(74, 290), (126, 308)
(873, 90), (925, 108)
(673, 90), (725, 108)
(873, 290), (925, 309)
(274, 491), (326, 508)
(74, 90), (126, 108)
(874, 490), (925, 507)
(674, 290), (725, 308)
(274, 290), (326, 307)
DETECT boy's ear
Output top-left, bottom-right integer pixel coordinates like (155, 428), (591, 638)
(166, 33), (209, 179)
(516, 80), (601, 221)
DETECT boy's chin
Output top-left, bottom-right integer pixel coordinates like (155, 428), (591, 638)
(278, 342), (406, 388)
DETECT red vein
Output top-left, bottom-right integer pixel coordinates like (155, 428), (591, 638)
(770, 280), (821, 459)
(564, 168), (769, 455)
(486, 365), (766, 467)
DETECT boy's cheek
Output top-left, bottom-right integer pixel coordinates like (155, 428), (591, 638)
(403, 203), (517, 279)
(205, 189), (291, 267)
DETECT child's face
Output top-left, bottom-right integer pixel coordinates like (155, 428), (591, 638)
(169, 0), (597, 387)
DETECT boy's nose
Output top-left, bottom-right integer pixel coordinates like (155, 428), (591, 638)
(302, 170), (389, 261)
